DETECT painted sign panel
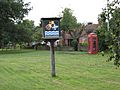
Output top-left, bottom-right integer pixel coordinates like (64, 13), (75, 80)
(41, 18), (61, 39)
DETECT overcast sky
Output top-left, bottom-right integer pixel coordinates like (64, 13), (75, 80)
(25, 0), (107, 26)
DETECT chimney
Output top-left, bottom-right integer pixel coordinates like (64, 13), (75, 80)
(88, 22), (93, 25)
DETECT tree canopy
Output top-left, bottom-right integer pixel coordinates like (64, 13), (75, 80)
(98, 0), (120, 67)
(16, 19), (35, 43)
(0, 0), (32, 48)
(61, 8), (77, 32)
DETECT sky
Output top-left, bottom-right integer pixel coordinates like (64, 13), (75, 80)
(25, 0), (107, 26)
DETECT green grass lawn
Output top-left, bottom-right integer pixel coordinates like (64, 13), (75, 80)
(0, 50), (120, 90)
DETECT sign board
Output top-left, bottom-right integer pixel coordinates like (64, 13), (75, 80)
(41, 18), (61, 39)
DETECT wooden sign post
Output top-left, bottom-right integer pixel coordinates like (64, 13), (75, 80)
(41, 17), (61, 77)
(50, 39), (56, 77)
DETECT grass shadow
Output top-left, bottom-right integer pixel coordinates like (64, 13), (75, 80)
(57, 51), (88, 55)
(0, 49), (36, 54)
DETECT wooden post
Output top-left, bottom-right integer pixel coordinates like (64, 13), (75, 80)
(50, 40), (56, 77)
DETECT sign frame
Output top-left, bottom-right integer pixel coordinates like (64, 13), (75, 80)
(41, 17), (61, 40)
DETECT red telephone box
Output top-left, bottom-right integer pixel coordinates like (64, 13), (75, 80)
(88, 33), (98, 54)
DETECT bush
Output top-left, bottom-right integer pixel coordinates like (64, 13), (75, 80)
(71, 39), (78, 51)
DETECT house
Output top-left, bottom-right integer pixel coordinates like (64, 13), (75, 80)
(80, 22), (99, 44)
(59, 22), (99, 51)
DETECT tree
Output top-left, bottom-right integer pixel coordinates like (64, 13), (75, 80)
(61, 8), (84, 51)
(33, 26), (42, 42)
(97, 13), (110, 51)
(32, 26), (43, 50)
(61, 8), (77, 31)
(0, 0), (31, 23)
(70, 23), (85, 51)
(98, 0), (120, 67)
(0, 0), (31, 48)
(16, 19), (35, 44)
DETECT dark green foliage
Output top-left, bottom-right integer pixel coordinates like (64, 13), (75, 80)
(33, 26), (42, 42)
(71, 39), (78, 51)
(0, 0), (32, 48)
(0, 0), (31, 22)
(61, 8), (77, 31)
(97, 22), (109, 51)
(108, 8), (120, 67)
(16, 19), (35, 43)
(98, 0), (120, 66)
